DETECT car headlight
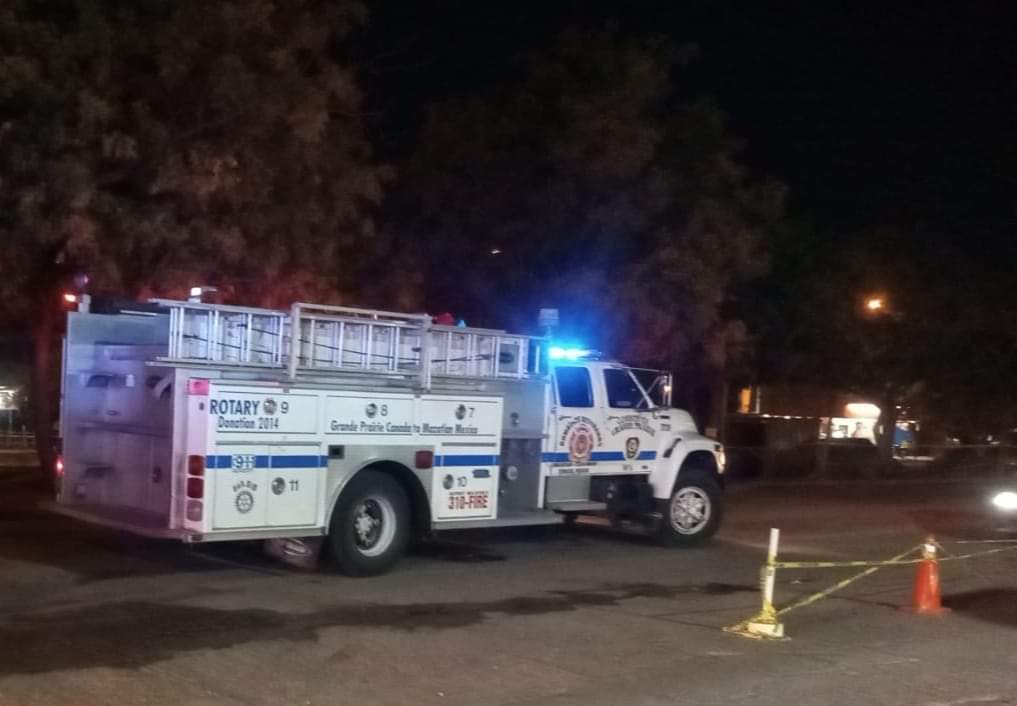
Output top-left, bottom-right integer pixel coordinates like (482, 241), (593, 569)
(714, 444), (726, 474)
(991, 491), (1017, 511)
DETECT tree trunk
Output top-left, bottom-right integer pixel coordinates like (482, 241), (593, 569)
(30, 302), (59, 483)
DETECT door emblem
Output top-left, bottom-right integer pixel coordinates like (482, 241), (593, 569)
(625, 437), (640, 460)
(567, 423), (595, 463)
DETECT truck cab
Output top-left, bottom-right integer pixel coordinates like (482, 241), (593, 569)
(538, 357), (724, 544)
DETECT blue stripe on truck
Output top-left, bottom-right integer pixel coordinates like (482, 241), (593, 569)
(207, 451), (657, 469)
(433, 454), (499, 467)
(206, 454), (324, 469)
(205, 454), (501, 469)
(541, 451), (657, 462)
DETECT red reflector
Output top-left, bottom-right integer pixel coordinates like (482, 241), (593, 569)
(186, 500), (203, 522)
(414, 450), (434, 469)
(187, 455), (205, 476)
(55, 456), (64, 477)
(186, 476), (204, 499)
(187, 378), (210, 396)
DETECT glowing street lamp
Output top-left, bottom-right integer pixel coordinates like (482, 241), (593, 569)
(865, 296), (885, 313)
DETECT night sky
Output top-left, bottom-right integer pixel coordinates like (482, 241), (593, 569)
(363, 1), (1017, 244)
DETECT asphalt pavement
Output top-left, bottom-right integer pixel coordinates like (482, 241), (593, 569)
(1, 467), (1015, 706)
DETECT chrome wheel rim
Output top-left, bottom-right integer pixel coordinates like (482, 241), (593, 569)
(352, 495), (396, 557)
(670, 486), (711, 535)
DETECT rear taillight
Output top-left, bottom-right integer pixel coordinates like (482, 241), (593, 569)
(186, 476), (204, 499)
(185, 455), (205, 521)
(187, 455), (205, 476)
(414, 449), (434, 469)
(55, 456), (64, 477)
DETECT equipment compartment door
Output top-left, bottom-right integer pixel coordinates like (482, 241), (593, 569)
(212, 447), (269, 529)
(266, 445), (322, 527)
(433, 461), (498, 520)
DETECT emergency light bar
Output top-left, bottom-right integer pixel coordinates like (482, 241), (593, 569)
(549, 346), (594, 361)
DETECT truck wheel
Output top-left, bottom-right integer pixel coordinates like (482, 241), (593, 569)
(329, 470), (410, 577)
(657, 470), (722, 547)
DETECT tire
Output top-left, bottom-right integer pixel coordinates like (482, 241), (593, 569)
(329, 470), (411, 577)
(656, 469), (722, 547)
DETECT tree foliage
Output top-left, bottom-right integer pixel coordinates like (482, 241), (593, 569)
(390, 28), (784, 367)
(0, 0), (391, 315)
(0, 0), (391, 463)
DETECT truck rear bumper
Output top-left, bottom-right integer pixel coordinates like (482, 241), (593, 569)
(41, 501), (195, 540)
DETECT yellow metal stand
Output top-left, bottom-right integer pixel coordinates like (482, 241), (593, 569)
(725, 528), (787, 640)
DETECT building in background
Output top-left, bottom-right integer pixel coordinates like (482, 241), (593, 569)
(0, 386), (17, 433)
(724, 384), (922, 478)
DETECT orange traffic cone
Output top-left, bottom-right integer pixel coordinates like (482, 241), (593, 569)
(908, 537), (949, 615)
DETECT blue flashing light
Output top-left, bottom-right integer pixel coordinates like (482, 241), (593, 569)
(549, 346), (592, 361)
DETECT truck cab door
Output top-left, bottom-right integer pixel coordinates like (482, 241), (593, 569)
(550, 365), (604, 467)
(602, 367), (659, 471)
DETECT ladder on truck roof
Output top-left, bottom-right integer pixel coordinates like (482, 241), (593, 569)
(151, 299), (545, 388)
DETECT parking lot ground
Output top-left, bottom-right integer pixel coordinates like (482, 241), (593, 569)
(1, 467), (1015, 706)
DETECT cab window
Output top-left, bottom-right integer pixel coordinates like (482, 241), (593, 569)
(604, 368), (646, 409)
(555, 366), (593, 408)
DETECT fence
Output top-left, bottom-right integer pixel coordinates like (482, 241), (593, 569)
(724, 442), (1017, 481)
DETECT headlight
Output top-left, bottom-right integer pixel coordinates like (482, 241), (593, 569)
(992, 491), (1017, 511)
(714, 444), (726, 474)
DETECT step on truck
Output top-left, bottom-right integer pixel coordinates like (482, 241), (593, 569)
(52, 298), (726, 575)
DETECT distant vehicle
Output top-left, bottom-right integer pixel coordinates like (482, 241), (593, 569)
(990, 487), (1017, 531)
(50, 298), (725, 575)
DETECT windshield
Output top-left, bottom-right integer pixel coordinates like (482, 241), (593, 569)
(604, 368), (647, 408)
(628, 367), (672, 408)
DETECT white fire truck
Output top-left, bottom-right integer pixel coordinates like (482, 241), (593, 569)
(52, 298), (725, 575)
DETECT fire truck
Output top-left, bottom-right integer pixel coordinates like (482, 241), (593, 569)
(52, 298), (725, 575)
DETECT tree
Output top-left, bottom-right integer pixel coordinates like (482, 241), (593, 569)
(389, 28), (784, 387)
(0, 0), (392, 472)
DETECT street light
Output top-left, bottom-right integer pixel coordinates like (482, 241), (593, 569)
(865, 296), (885, 313)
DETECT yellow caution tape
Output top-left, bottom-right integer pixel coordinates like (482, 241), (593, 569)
(774, 543), (1017, 569)
(776, 545), (921, 617)
(726, 534), (1017, 639)
(951, 538), (1017, 544)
